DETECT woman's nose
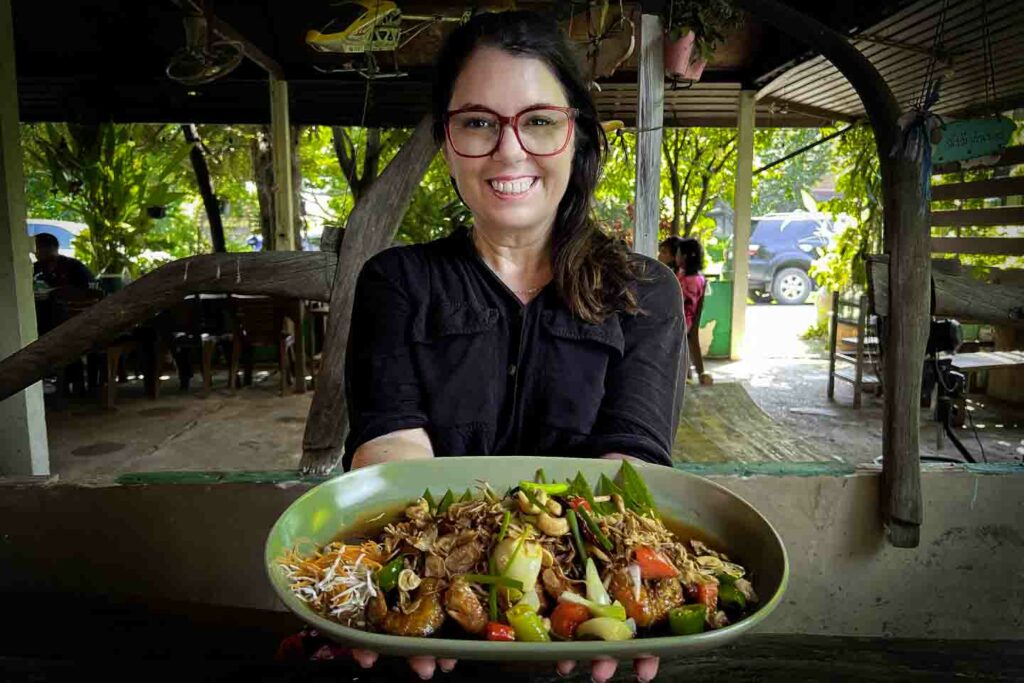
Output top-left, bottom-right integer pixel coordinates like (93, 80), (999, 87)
(491, 123), (528, 162)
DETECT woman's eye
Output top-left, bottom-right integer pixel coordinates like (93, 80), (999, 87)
(465, 118), (495, 129)
(524, 116), (554, 127)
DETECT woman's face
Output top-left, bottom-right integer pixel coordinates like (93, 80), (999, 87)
(443, 46), (575, 237)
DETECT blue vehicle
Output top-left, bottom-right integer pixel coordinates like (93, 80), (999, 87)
(746, 213), (832, 305)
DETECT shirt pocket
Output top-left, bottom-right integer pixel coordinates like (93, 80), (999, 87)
(411, 302), (502, 425)
(538, 309), (625, 432)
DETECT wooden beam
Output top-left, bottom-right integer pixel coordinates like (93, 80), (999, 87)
(730, 91), (755, 361)
(933, 146), (1024, 175)
(0, 0), (48, 476)
(631, 11), (664, 259)
(757, 95), (857, 124)
(930, 207), (1024, 228)
(931, 237), (1024, 256)
(0, 252), (338, 402)
(734, 0), (928, 549)
(930, 177), (1024, 202)
(870, 256), (1024, 328)
(269, 77), (295, 251)
(300, 115), (439, 475)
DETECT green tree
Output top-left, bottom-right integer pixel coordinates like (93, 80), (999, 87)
(661, 127), (737, 237)
(22, 123), (191, 275)
(752, 127), (837, 215)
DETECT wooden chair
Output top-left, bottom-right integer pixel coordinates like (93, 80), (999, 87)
(160, 295), (236, 397)
(827, 291), (881, 408)
(230, 296), (297, 396)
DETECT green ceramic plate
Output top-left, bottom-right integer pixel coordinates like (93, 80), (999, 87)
(265, 457), (788, 661)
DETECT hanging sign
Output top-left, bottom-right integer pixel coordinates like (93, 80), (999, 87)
(931, 116), (1015, 164)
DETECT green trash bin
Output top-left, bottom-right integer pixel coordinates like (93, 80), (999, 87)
(698, 278), (732, 359)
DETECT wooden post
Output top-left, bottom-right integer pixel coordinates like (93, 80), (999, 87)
(301, 116), (439, 474)
(733, 0), (928, 547)
(0, 0), (49, 475)
(269, 77), (295, 252)
(632, 9), (664, 258)
(729, 90), (755, 360)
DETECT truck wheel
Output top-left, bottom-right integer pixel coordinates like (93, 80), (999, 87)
(771, 268), (812, 305)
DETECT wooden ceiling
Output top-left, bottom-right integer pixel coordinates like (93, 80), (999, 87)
(12, 0), (922, 128)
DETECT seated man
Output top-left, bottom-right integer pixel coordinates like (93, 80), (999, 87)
(33, 232), (93, 290)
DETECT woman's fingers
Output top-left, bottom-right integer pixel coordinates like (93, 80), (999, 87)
(408, 655), (438, 680)
(634, 656), (660, 682)
(590, 658), (618, 683)
(555, 660), (577, 677)
(350, 648), (378, 669)
(437, 658), (458, 673)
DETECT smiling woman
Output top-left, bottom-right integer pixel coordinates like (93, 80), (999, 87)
(341, 11), (683, 681)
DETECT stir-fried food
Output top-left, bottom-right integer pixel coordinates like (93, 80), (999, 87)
(278, 462), (759, 641)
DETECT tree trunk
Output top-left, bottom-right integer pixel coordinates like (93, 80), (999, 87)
(181, 124), (226, 253)
(300, 116), (439, 474)
(251, 126), (275, 251)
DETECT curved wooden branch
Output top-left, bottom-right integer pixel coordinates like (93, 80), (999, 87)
(732, 0), (927, 548)
(0, 252), (337, 401)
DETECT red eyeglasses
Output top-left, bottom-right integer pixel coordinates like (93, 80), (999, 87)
(443, 105), (579, 158)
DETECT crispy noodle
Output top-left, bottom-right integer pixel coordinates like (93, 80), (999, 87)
(277, 540), (384, 628)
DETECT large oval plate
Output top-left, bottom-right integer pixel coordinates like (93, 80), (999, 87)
(265, 457), (788, 661)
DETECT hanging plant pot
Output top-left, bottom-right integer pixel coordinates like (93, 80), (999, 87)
(664, 30), (696, 80)
(681, 57), (707, 81)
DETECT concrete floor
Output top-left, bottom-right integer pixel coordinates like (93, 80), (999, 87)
(39, 303), (1023, 482)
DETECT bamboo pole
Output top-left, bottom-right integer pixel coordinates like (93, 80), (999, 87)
(729, 90), (755, 360)
(632, 11), (664, 259)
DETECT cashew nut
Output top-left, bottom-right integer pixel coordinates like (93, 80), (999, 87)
(516, 490), (543, 515)
(398, 568), (422, 592)
(540, 546), (555, 567)
(537, 512), (570, 537)
(545, 498), (563, 516)
(612, 493), (626, 515)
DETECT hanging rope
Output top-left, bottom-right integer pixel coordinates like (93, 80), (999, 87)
(980, 0), (999, 110)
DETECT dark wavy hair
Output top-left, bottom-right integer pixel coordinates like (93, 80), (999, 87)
(431, 10), (640, 323)
(676, 238), (705, 276)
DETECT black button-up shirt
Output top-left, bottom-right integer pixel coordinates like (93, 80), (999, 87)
(343, 229), (684, 470)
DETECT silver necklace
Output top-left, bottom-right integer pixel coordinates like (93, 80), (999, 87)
(513, 286), (542, 296)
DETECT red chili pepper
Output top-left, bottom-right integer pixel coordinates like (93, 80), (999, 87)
(484, 621), (516, 642)
(696, 581), (719, 612)
(567, 496), (592, 512)
(634, 546), (680, 580)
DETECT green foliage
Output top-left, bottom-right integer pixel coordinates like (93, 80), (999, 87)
(662, 0), (743, 56)
(752, 127), (836, 215)
(800, 319), (829, 341)
(809, 124), (883, 294)
(22, 123), (191, 275)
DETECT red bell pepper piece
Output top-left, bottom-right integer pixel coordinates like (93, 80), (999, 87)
(634, 547), (680, 580)
(567, 496), (591, 513)
(696, 581), (719, 612)
(550, 602), (592, 640)
(484, 621), (516, 641)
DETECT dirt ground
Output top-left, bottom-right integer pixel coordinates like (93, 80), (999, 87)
(710, 302), (1024, 466)
(36, 301), (1023, 482)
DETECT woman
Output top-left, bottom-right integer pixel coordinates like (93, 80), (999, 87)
(658, 235), (681, 272)
(343, 11), (681, 681)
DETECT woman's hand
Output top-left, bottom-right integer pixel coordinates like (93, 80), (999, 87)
(557, 658), (660, 682)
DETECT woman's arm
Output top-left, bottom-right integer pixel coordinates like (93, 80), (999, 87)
(587, 260), (685, 466)
(344, 252), (432, 470)
(350, 428), (434, 470)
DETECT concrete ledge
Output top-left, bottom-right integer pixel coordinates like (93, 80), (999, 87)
(1, 468), (1021, 639)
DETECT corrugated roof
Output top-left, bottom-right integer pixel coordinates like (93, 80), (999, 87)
(757, 0), (1024, 120)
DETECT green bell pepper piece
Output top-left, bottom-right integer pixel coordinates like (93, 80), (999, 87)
(506, 603), (550, 642)
(375, 558), (403, 592)
(719, 582), (746, 610)
(668, 604), (707, 635)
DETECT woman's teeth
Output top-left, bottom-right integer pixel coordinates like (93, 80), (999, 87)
(489, 178), (536, 195)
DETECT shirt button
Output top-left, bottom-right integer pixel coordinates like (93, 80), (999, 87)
(508, 364), (517, 377)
